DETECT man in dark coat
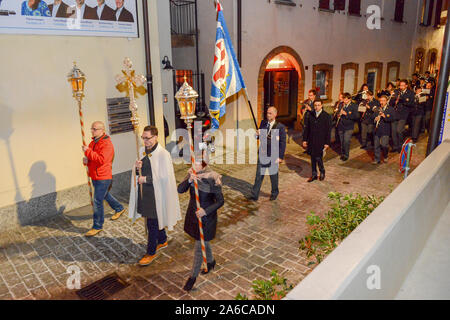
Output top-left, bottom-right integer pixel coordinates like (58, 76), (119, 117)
(249, 106), (286, 201)
(48, 0), (70, 18)
(301, 89), (317, 131)
(303, 99), (332, 182)
(392, 79), (415, 152)
(360, 91), (380, 149)
(373, 95), (395, 164)
(115, 0), (134, 22)
(336, 92), (360, 161)
(95, 0), (115, 21)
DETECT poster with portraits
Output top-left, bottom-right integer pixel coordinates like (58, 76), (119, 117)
(0, 0), (138, 37)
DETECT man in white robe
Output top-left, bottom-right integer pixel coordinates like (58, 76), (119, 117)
(129, 125), (181, 266)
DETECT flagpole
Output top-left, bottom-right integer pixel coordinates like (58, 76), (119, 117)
(243, 89), (259, 129)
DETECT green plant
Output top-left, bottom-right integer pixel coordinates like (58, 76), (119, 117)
(299, 192), (384, 264)
(235, 270), (293, 300)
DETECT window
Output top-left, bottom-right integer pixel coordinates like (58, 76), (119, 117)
(414, 48), (426, 73)
(364, 62), (383, 93)
(421, 0), (435, 25)
(319, 0), (344, 10)
(386, 61), (400, 87)
(334, 0), (345, 10)
(313, 64), (333, 102)
(275, 0), (296, 7)
(348, 0), (361, 15)
(427, 49), (438, 74)
(394, 0), (405, 22)
(340, 63), (359, 94)
(434, 0), (443, 26)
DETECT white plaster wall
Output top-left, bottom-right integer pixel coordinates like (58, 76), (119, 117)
(0, 1), (168, 208)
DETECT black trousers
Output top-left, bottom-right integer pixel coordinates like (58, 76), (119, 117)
(310, 155), (325, 177)
(146, 218), (167, 255)
(251, 162), (279, 199)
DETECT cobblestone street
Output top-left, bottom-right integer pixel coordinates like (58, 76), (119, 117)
(0, 132), (428, 300)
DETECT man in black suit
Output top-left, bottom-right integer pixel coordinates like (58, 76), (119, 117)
(249, 107), (286, 201)
(336, 92), (360, 161)
(373, 96), (395, 164)
(393, 79), (415, 151)
(95, 0), (115, 21)
(302, 99), (332, 182)
(49, 0), (70, 18)
(115, 0), (134, 22)
(74, 0), (98, 20)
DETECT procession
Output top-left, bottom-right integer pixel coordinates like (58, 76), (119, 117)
(1, 0), (450, 303)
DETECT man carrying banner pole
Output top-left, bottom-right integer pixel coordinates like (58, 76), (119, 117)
(209, 0), (257, 132)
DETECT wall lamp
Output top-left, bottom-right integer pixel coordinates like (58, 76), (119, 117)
(162, 56), (174, 70)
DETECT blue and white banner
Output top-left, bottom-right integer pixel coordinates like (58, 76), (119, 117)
(209, 1), (246, 131)
(0, 0), (138, 38)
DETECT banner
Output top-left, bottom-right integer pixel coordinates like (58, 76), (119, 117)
(0, 0), (138, 38)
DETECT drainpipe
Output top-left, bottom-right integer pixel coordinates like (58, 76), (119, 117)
(426, 15), (450, 155)
(142, 0), (155, 125)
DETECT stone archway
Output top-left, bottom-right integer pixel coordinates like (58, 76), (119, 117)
(257, 46), (305, 125)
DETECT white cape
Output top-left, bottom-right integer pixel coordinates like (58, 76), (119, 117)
(128, 144), (181, 231)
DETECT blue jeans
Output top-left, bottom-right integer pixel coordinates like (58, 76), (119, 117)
(92, 179), (124, 230)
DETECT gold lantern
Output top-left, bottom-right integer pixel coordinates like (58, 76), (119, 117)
(67, 62), (86, 100)
(175, 75), (199, 126)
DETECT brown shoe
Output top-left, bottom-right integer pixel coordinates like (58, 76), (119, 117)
(156, 241), (168, 251)
(139, 254), (156, 266)
(111, 209), (126, 221)
(85, 229), (102, 237)
(307, 176), (318, 182)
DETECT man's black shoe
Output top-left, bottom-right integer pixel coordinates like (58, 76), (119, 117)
(270, 195), (278, 201)
(360, 145), (367, 149)
(319, 174), (325, 181)
(246, 195), (258, 201)
(307, 176), (318, 182)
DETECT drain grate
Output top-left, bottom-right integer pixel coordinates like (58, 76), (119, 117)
(76, 273), (129, 300)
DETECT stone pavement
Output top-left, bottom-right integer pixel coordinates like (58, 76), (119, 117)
(0, 132), (428, 300)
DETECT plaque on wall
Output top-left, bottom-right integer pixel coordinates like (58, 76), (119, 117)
(106, 97), (133, 135)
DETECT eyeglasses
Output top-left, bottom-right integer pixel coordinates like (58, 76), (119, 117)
(91, 128), (103, 131)
(141, 136), (156, 141)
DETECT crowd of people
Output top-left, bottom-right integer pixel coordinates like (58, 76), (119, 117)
(300, 72), (436, 167)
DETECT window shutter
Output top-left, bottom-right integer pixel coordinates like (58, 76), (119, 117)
(334, 0), (345, 10)
(348, 0), (361, 15)
(394, 0), (405, 22)
(319, 0), (330, 10)
(426, 0), (435, 25)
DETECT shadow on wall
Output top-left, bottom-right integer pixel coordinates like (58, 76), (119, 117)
(16, 161), (66, 226)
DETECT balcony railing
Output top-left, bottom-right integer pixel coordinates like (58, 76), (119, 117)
(170, 0), (197, 36)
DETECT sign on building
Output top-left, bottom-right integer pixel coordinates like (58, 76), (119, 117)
(0, 0), (138, 38)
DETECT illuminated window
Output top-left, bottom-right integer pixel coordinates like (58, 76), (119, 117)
(313, 64), (333, 101)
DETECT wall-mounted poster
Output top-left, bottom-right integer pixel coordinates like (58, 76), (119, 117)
(0, 0), (138, 37)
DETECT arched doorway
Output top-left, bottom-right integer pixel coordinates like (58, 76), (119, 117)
(257, 46), (305, 129)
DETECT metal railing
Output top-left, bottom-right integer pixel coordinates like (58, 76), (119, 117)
(170, 0), (197, 35)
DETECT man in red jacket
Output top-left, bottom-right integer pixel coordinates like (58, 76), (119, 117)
(82, 121), (125, 237)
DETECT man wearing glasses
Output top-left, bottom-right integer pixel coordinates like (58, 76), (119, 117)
(82, 121), (125, 237)
(128, 126), (181, 266)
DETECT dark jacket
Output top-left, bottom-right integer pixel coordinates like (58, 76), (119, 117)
(361, 99), (380, 124)
(116, 7), (134, 22)
(412, 94), (426, 116)
(257, 120), (286, 167)
(373, 105), (394, 137)
(96, 4), (116, 21)
(136, 145), (158, 219)
(48, 1), (69, 18)
(395, 89), (415, 120)
(82, 5), (98, 20)
(178, 177), (224, 241)
(337, 102), (360, 131)
(85, 134), (114, 181)
(303, 110), (332, 157)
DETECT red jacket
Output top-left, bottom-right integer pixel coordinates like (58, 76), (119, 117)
(85, 134), (114, 180)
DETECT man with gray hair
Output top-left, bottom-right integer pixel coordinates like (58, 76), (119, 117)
(248, 107), (286, 201)
(82, 121), (125, 237)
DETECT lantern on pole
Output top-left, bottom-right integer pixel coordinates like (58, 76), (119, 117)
(67, 62), (93, 208)
(175, 75), (208, 273)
